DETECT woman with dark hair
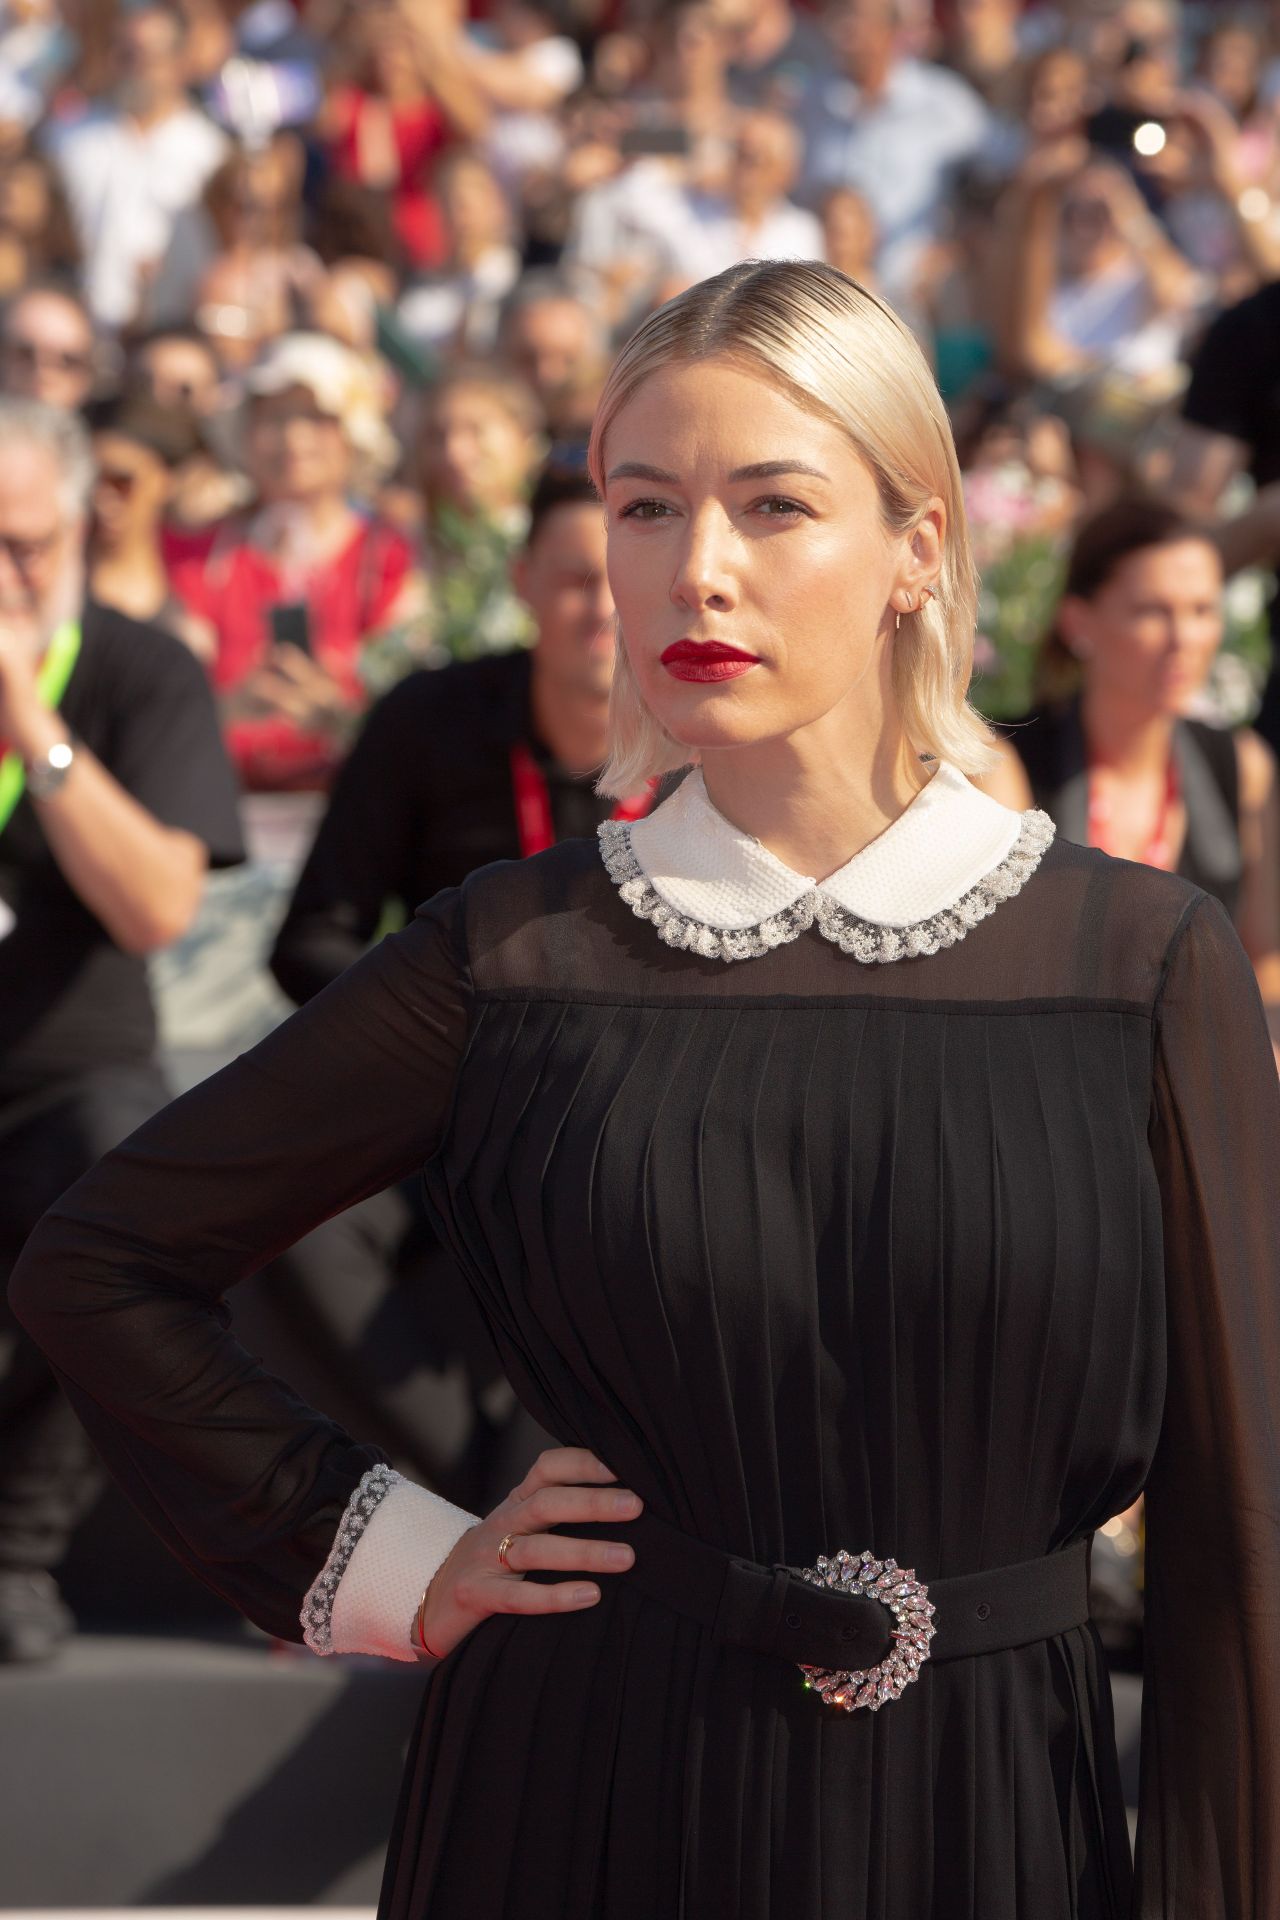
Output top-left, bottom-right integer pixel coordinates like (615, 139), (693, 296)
(84, 392), (214, 656)
(983, 496), (1280, 1022)
(193, 136), (320, 374)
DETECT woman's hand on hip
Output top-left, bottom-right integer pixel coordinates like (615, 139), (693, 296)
(417, 1447), (642, 1658)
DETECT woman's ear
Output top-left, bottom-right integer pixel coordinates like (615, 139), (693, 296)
(903, 498), (945, 593)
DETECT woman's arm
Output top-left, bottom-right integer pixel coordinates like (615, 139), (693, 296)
(7, 891), (472, 1643)
(992, 140), (1093, 383)
(1136, 891), (1280, 1913)
(1232, 727), (1280, 1048)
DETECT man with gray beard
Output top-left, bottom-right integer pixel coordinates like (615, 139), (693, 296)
(0, 399), (243, 1661)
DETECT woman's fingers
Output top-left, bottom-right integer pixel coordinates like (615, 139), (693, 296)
(477, 1576), (605, 1615)
(511, 1482), (643, 1531)
(515, 1447), (620, 1496)
(499, 1532), (635, 1575)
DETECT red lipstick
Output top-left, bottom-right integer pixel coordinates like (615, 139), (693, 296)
(660, 640), (760, 683)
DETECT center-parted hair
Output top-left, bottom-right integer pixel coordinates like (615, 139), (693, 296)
(587, 260), (997, 796)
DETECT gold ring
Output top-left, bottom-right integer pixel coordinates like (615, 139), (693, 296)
(497, 1531), (518, 1569)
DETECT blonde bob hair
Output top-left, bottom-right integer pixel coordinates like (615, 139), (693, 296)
(588, 260), (998, 798)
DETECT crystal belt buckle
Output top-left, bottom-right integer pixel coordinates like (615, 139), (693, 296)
(797, 1548), (936, 1712)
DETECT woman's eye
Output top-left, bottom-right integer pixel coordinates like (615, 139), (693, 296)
(753, 496), (808, 519)
(618, 498), (673, 521)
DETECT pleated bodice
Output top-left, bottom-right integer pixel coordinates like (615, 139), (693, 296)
(378, 832), (1249, 1920)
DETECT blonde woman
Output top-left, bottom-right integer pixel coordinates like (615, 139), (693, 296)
(10, 262), (1279, 1918)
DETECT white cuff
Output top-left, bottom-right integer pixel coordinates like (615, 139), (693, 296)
(300, 1463), (480, 1662)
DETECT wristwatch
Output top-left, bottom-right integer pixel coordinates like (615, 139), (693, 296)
(24, 734), (76, 801)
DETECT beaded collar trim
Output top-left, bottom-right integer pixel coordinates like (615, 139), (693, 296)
(597, 765), (1056, 966)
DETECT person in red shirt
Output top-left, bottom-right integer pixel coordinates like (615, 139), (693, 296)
(319, 0), (490, 273)
(165, 331), (428, 791)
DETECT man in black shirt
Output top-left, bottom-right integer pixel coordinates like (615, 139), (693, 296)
(255, 462), (632, 1509)
(1171, 278), (1280, 754)
(0, 399), (244, 1660)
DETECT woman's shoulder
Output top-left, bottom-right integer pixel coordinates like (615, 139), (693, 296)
(452, 837), (615, 992)
(1035, 831), (1213, 995)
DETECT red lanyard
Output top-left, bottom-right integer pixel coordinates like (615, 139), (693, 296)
(1086, 755), (1181, 870)
(509, 741), (656, 858)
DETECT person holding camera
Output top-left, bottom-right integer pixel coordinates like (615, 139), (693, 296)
(164, 331), (425, 794)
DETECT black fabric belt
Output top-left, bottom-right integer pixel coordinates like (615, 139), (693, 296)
(556, 1512), (1092, 1672)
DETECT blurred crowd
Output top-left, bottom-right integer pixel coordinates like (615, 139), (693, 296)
(4, 0), (1280, 1660)
(8, 0), (1280, 744)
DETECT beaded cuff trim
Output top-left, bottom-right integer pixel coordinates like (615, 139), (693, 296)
(300, 1461), (403, 1655)
(598, 808), (1057, 965)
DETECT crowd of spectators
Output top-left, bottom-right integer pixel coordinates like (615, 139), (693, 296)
(5, 0), (1280, 1658)
(4, 0), (1280, 742)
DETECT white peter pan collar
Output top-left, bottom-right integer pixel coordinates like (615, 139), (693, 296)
(598, 763), (1056, 965)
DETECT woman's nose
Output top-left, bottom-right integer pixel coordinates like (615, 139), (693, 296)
(669, 508), (737, 614)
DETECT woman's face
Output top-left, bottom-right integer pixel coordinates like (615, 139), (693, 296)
(440, 159), (508, 252)
(1059, 165), (1123, 277)
(423, 385), (535, 515)
(602, 356), (939, 761)
(246, 384), (352, 504)
(1026, 49), (1089, 140)
(1064, 538), (1224, 715)
(90, 431), (171, 549)
(821, 188), (876, 273)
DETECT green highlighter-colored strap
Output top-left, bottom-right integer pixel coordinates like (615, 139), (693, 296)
(0, 619), (82, 839)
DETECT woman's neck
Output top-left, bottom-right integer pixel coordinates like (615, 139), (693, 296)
(700, 718), (928, 883)
(1080, 686), (1176, 775)
(90, 543), (169, 617)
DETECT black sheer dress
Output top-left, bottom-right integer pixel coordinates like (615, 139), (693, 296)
(9, 817), (1280, 1920)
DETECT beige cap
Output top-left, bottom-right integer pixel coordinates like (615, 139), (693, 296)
(245, 332), (399, 476)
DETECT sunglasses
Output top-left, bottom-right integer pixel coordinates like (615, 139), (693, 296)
(5, 339), (92, 374)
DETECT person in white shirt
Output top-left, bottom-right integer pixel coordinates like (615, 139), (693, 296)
(44, 0), (228, 333)
(656, 109), (824, 285)
(799, 0), (995, 302)
(571, 110), (823, 308)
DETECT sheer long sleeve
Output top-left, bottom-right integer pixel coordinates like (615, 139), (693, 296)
(1137, 891), (1280, 1917)
(6, 889), (473, 1645)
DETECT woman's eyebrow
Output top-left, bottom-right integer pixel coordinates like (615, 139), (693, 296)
(606, 461), (679, 484)
(605, 460), (831, 484)
(729, 461), (831, 482)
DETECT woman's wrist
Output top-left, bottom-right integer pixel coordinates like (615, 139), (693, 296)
(412, 1570), (445, 1660)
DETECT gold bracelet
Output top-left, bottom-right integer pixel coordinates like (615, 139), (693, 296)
(413, 1575), (445, 1661)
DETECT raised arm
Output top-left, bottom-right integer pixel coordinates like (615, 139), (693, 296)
(1136, 890), (1280, 1915)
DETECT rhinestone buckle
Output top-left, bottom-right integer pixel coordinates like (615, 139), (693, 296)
(796, 1548), (936, 1711)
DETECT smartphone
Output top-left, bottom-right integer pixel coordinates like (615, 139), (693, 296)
(270, 601), (312, 657)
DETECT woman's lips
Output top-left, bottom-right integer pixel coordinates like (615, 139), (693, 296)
(660, 640), (760, 683)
